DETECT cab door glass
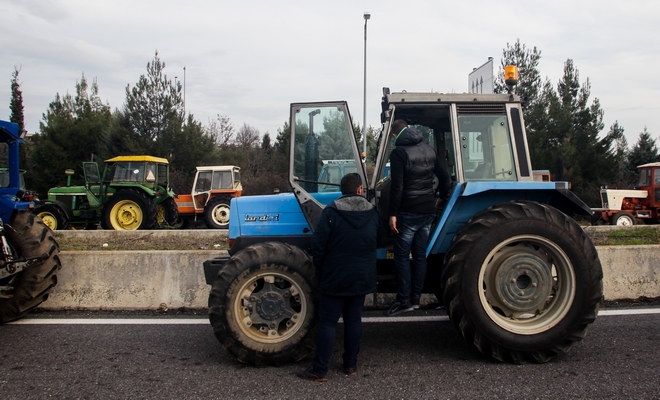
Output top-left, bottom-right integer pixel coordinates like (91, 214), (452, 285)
(293, 106), (354, 194)
(194, 171), (213, 193)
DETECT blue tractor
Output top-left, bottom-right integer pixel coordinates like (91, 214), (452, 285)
(204, 71), (602, 365)
(0, 120), (62, 322)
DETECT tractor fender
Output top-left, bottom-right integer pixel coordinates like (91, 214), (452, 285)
(0, 195), (32, 223)
(548, 186), (593, 217)
(37, 199), (75, 220)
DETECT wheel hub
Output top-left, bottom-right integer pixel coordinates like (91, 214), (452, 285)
(244, 281), (295, 329)
(254, 291), (289, 320)
(493, 253), (553, 313)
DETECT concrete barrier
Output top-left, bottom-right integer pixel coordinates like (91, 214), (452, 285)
(597, 246), (659, 300)
(40, 246), (660, 311)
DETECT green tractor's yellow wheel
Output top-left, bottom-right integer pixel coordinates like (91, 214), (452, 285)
(33, 204), (69, 230)
(110, 200), (143, 230)
(39, 212), (58, 230)
(101, 189), (157, 230)
(156, 197), (179, 227)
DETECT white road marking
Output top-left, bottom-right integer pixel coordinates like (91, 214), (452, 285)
(7, 308), (659, 325)
(597, 308), (660, 316)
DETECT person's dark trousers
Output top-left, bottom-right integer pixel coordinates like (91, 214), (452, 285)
(312, 293), (366, 376)
(392, 211), (435, 302)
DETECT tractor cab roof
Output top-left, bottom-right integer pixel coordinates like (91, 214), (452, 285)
(105, 155), (169, 164)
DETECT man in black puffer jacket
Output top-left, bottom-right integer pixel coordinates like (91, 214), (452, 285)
(296, 173), (383, 382)
(385, 119), (451, 317)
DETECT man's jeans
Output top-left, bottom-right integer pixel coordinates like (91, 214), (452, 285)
(312, 293), (366, 375)
(392, 211), (435, 303)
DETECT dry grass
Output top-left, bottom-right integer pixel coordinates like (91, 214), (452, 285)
(55, 231), (229, 251)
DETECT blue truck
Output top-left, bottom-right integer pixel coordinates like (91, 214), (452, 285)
(204, 72), (602, 365)
(0, 120), (62, 322)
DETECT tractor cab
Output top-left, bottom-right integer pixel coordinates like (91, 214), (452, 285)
(636, 162), (660, 208)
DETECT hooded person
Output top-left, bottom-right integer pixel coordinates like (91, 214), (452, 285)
(385, 119), (451, 316)
(296, 172), (383, 382)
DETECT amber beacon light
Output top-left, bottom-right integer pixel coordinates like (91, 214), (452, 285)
(504, 65), (519, 93)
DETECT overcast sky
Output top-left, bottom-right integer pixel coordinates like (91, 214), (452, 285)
(1, 0), (659, 147)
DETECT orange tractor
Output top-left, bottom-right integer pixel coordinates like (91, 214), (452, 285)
(175, 165), (242, 229)
(593, 162), (660, 225)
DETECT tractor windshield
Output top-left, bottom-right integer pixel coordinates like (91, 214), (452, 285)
(112, 162), (145, 182)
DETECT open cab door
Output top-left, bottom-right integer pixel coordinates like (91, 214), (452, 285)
(289, 102), (367, 231)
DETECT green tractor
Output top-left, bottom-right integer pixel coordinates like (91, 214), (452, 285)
(34, 155), (178, 230)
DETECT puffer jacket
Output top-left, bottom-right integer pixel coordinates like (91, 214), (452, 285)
(389, 127), (451, 215)
(311, 194), (383, 297)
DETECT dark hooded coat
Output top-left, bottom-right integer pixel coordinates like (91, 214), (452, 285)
(311, 194), (383, 297)
(389, 127), (451, 216)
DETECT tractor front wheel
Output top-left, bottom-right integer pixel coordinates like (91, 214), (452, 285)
(442, 201), (602, 364)
(0, 211), (62, 322)
(204, 195), (231, 229)
(101, 189), (157, 230)
(208, 242), (317, 366)
(611, 211), (635, 226)
(34, 204), (69, 230)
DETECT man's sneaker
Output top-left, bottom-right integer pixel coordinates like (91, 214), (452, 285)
(410, 297), (420, 310)
(295, 366), (327, 382)
(383, 299), (414, 316)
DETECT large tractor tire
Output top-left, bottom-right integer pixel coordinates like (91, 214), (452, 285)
(0, 210), (62, 322)
(156, 197), (179, 227)
(442, 201), (602, 364)
(34, 204), (69, 231)
(208, 242), (317, 366)
(610, 211), (635, 226)
(204, 195), (232, 229)
(101, 188), (157, 230)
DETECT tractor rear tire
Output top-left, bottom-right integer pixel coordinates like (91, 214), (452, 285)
(208, 242), (317, 366)
(204, 195), (232, 229)
(101, 188), (157, 230)
(611, 211), (635, 226)
(34, 204), (69, 230)
(157, 197), (179, 227)
(442, 201), (602, 364)
(0, 210), (62, 322)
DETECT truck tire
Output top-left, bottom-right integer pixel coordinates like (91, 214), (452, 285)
(0, 210), (62, 322)
(156, 197), (179, 227)
(611, 211), (635, 226)
(34, 204), (69, 231)
(442, 201), (602, 364)
(101, 188), (157, 230)
(208, 242), (317, 366)
(204, 195), (231, 229)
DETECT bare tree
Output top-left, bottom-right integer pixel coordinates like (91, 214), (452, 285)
(235, 123), (260, 147)
(206, 114), (235, 147)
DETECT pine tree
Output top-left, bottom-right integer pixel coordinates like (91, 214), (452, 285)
(122, 50), (184, 151)
(9, 67), (25, 134)
(29, 74), (112, 196)
(626, 127), (659, 177)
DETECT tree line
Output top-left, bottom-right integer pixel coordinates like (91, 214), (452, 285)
(493, 40), (658, 205)
(7, 51), (377, 199)
(6, 45), (659, 207)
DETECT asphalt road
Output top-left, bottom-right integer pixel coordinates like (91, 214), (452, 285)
(1, 308), (659, 399)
